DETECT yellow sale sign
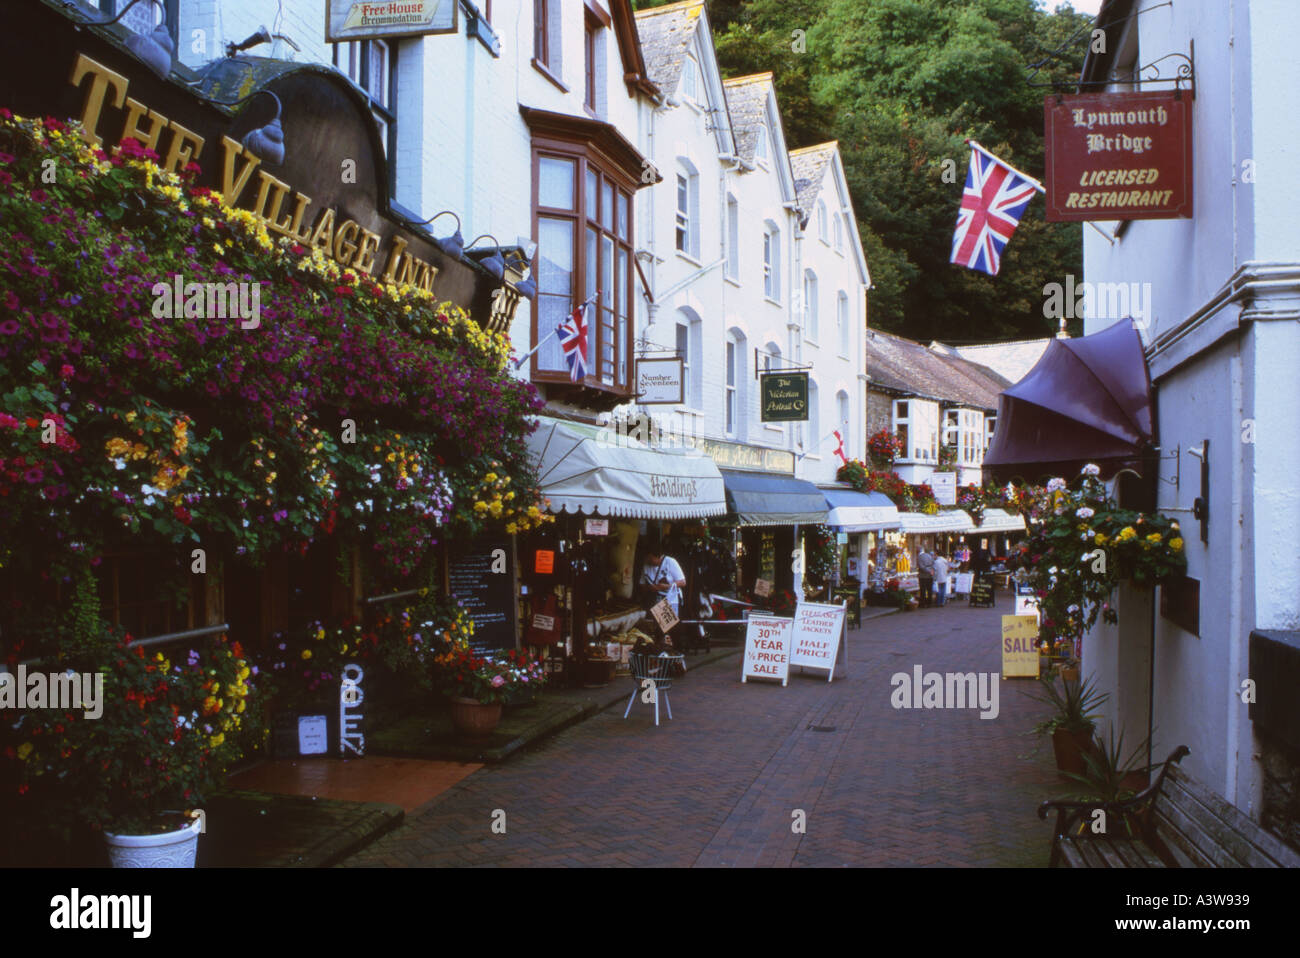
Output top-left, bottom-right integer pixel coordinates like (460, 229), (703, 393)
(1001, 615), (1040, 678)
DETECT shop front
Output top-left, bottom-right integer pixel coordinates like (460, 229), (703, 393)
(1, 0), (542, 743)
(520, 416), (727, 680)
(869, 510), (977, 601)
(819, 485), (902, 615)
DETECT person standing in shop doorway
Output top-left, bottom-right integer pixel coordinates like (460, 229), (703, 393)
(642, 545), (687, 644)
(933, 552), (950, 607)
(917, 547), (935, 608)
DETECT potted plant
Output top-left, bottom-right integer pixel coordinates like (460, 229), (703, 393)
(1029, 672), (1109, 777)
(5, 627), (260, 867)
(434, 639), (544, 736)
(1063, 725), (1155, 805)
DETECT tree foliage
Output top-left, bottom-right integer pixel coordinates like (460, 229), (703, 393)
(634, 0), (1095, 341)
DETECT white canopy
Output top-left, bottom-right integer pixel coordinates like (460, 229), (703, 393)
(898, 510), (976, 534)
(820, 485), (901, 533)
(525, 416), (727, 519)
(977, 508), (1027, 533)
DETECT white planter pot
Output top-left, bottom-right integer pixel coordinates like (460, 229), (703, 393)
(104, 817), (202, 868)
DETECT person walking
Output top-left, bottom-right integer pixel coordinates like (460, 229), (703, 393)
(933, 552), (950, 607)
(916, 547), (935, 608)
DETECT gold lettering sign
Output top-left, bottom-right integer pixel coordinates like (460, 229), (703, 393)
(65, 53), (442, 294)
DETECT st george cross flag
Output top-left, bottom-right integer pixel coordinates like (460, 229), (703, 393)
(556, 298), (593, 383)
(950, 145), (1041, 277)
(831, 430), (848, 466)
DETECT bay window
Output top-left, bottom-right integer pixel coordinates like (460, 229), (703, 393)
(894, 398), (938, 464)
(531, 140), (637, 394)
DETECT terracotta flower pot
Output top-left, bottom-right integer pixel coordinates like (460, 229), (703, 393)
(1051, 727), (1098, 777)
(449, 696), (503, 738)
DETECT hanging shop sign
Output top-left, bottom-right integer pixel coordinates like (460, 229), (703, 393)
(635, 357), (685, 405)
(1001, 615), (1040, 678)
(326, 0), (458, 42)
(447, 538), (517, 654)
(1044, 91), (1193, 221)
(0, 4), (510, 324)
(789, 602), (847, 682)
(760, 373), (810, 423)
(688, 437), (794, 475)
(741, 615), (792, 686)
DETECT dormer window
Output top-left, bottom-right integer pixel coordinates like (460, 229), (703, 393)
(681, 54), (699, 102)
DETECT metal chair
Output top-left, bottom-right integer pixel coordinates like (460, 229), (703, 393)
(624, 652), (683, 726)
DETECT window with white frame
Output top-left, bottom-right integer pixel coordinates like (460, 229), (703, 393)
(333, 40), (394, 158)
(675, 161), (700, 259)
(726, 193), (739, 281)
(725, 336), (739, 435)
(755, 121), (770, 165)
(833, 212), (844, 253)
(676, 310), (702, 407)
(763, 222), (780, 300)
(944, 408), (985, 465)
(681, 54), (699, 102)
(817, 200), (828, 244)
(803, 270), (818, 341)
(894, 398), (939, 463)
(985, 414), (997, 451)
(764, 342), (783, 432)
(837, 291), (850, 356)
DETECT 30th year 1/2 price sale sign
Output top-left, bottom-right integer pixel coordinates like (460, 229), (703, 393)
(742, 615), (793, 686)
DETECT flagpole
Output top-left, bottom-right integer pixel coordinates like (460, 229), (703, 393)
(512, 293), (599, 371)
(966, 139), (1114, 245)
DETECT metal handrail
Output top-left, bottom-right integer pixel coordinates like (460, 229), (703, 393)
(363, 588), (423, 606)
(13, 623), (230, 669)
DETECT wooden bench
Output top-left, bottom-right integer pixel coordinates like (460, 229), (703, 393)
(1038, 746), (1300, 868)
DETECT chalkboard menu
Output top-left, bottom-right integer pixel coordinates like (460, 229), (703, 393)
(970, 577), (996, 608)
(447, 538), (517, 654)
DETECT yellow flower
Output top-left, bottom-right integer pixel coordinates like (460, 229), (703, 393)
(1169, 537), (1184, 552)
(316, 628), (326, 641)
(505, 522), (518, 534)
(301, 649), (312, 660)
(16, 742), (33, 761)
(484, 472), (498, 484)
(473, 501), (488, 514)
(1093, 533), (1108, 546)
(1145, 532), (1163, 544)
(210, 733), (225, 748)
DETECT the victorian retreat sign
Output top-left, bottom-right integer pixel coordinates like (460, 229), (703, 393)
(635, 357), (684, 405)
(690, 437), (794, 475)
(760, 372), (809, 423)
(1045, 91), (1193, 221)
(326, 0), (457, 41)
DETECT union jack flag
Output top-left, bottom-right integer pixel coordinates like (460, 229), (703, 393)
(950, 147), (1039, 276)
(556, 298), (593, 383)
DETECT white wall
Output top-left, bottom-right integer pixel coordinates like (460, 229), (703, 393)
(1081, 0), (1300, 815)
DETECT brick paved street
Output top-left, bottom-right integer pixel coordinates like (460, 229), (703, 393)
(344, 600), (1066, 867)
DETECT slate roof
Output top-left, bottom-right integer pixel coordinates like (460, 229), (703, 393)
(943, 338), (1054, 386)
(634, 1), (703, 96)
(864, 329), (1012, 410)
(789, 143), (837, 229)
(721, 73), (772, 165)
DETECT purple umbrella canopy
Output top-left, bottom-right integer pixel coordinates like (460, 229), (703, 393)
(983, 319), (1153, 482)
